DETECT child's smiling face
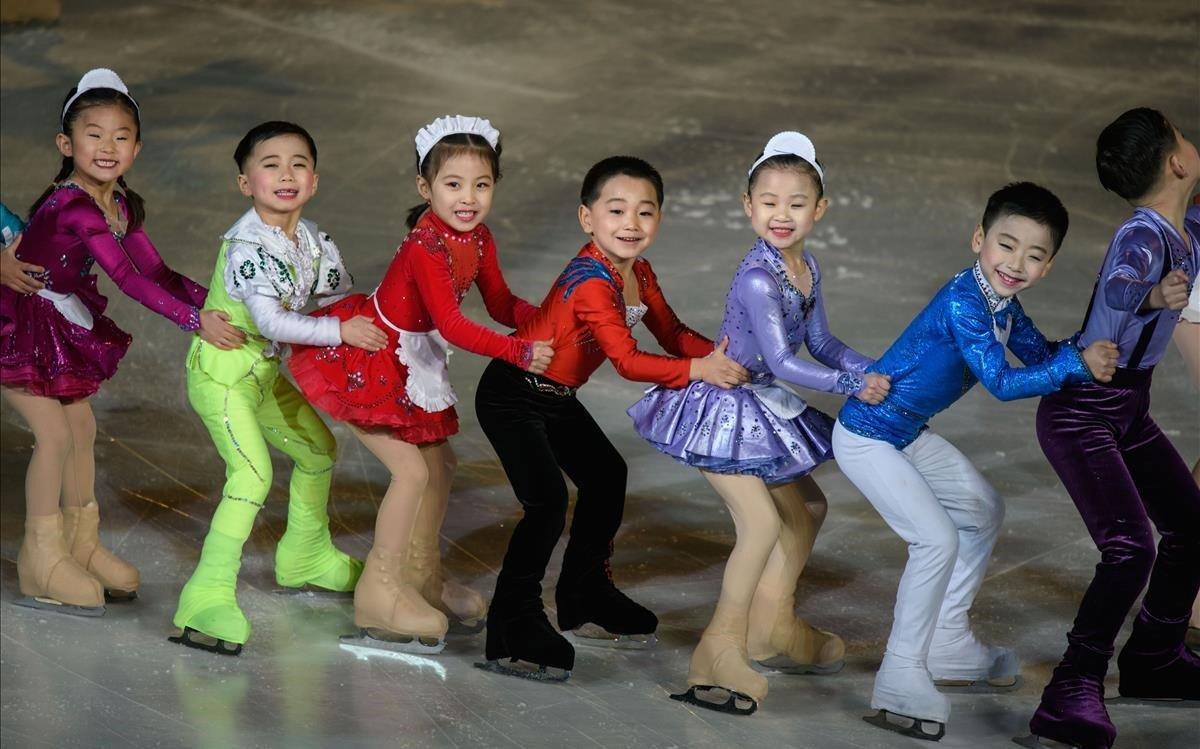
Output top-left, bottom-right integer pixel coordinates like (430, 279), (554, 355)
(417, 152), (495, 232)
(56, 103), (141, 188)
(237, 133), (319, 217)
(972, 213), (1056, 297)
(742, 167), (827, 251)
(578, 175), (661, 266)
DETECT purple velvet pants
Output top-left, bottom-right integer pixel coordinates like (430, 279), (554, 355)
(1036, 368), (1200, 663)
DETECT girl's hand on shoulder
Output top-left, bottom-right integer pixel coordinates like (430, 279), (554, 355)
(199, 309), (247, 350)
(693, 336), (749, 389)
(854, 372), (890, 404)
(525, 339), (554, 375)
(341, 316), (388, 352)
(0, 236), (47, 294)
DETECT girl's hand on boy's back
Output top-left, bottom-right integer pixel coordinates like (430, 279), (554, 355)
(199, 309), (247, 350)
(340, 315), (388, 352)
(1082, 339), (1119, 383)
(525, 339), (554, 375)
(691, 337), (750, 389)
(854, 373), (891, 404)
(0, 236), (47, 294)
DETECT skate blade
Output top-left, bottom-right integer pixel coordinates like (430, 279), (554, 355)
(669, 685), (758, 716)
(934, 674), (1020, 690)
(753, 655), (845, 675)
(271, 585), (353, 599)
(1107, 694), (1197, 707)
(565, 623), (657, 650)
(339, 629), (445, 655)
(104, 588), (138, 603)
(473, 658), (571, 682)
(447, 615), (486, 636)
(168, 627), (243, 656)
(12, 596), (105, 618)
(863, 709), (945, 742)
(1012, 735), (1092, 749)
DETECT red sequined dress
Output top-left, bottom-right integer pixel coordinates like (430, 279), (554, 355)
(289, 211), (535, 444)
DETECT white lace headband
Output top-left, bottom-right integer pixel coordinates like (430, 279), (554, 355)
(747, 131), (824, 187)
(62, 68), (139, 130)
(415, 115), (500, 166)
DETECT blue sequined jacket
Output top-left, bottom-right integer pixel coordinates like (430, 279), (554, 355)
(839, 263), (1093, 449)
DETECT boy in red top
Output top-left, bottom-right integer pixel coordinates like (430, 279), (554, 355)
(474, 156), (748, 680)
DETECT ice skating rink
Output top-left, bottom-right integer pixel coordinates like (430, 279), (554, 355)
(1, 1), (1198, 747)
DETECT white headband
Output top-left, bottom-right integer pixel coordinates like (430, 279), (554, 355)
(747, 131), (824, 187)
(62, 68), (139, 130)
(415, 115), (500, 166)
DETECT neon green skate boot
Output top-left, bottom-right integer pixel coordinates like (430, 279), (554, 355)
(274, 504), (362, 594)
(171, 530), (251, 655)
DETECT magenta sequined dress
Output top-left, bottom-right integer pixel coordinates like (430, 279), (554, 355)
(0, 184), (205, 401)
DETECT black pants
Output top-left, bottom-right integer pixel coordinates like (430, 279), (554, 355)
(475, 359), (627, 620)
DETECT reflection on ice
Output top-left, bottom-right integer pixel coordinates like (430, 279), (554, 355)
(338, 642), (449, 679)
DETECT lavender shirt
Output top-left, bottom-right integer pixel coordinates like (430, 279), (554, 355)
(1078, 205), (1200, 369)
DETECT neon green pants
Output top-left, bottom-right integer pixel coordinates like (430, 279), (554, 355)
(174, 358), (360, 644)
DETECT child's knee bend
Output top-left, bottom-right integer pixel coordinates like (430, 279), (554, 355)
(32, 423), (74, 462)
(921, 529), (960, 567)
(1102, 532), (1156, 577)
(390, 459), (429, 489)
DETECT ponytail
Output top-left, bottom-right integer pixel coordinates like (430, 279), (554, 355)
(28, 155), (74, 219)
(406, 202), (429, 230)
(116, 176), (146, 230)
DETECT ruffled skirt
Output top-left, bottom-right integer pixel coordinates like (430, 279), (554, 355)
(627, 381), (835, 485)
(288, 293), (457, 445)
(0, 280), (131, 401)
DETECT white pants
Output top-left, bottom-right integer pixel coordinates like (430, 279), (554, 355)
(832, 420), (1003, 666)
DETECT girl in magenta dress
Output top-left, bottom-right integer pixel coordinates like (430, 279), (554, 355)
(0, 69), (241, 617)
(290, 116), (552, 651)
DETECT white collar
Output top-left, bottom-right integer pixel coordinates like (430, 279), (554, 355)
(971, 261), (1012, 314)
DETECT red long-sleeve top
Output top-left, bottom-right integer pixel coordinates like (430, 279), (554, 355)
(518, 243), (713, 388)
(375, 210), (536, 366)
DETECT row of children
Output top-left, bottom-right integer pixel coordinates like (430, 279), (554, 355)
(0, 69), (1196, 748)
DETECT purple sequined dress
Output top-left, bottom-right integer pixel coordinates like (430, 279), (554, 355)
(0, 184), (204, 401)
(628, 239), (871, 485)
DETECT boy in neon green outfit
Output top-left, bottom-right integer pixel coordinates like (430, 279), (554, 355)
(171, 121), (387, 655)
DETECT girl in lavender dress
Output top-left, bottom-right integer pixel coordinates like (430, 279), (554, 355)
(628, 132), (889, 714)
(0, 69), (242, 617)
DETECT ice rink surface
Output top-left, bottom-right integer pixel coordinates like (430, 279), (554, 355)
(1, 1), (1197, 746)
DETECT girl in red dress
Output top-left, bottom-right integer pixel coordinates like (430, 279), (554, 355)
(289, 116), (553, 651)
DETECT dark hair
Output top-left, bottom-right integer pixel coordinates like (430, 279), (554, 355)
(580, 156), (664, 208)
(1096, 107), (1176, 202)
(747, 153), (824, 199)
(30, 86), (146, 229)
(406, 133), (502, 229)
(981, 181), (1070, 254)
(233, 121), (318, 172)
